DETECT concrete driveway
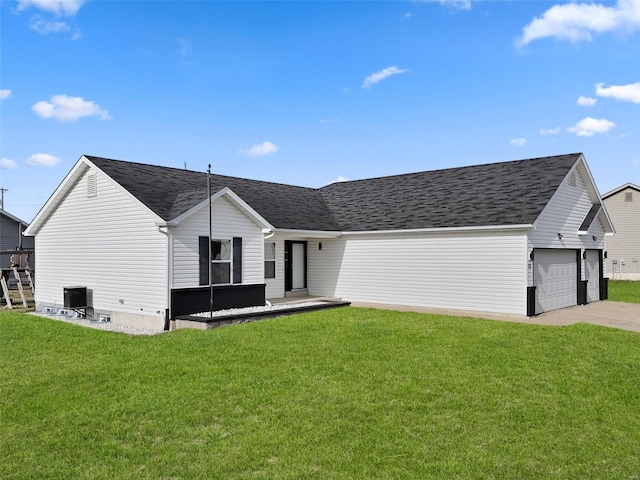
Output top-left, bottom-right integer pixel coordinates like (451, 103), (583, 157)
(530, 301), (640, 332)
(352, 301), (640, 333)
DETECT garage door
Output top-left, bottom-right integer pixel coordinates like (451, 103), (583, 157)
(534, 249), (578, 314)
(585, 250), (600, 303)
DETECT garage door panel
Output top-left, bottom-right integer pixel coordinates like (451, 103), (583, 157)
(534, 249), (578, 314)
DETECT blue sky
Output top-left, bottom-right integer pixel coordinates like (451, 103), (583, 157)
(1, 0), (639, 223)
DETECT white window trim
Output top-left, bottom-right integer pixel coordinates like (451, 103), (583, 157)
(211, 237), (232, 285)
(264, 242), (276, 279)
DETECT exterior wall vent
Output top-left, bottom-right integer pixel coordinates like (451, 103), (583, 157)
(568, 172), (577, 187)
(87, 173), (97, 198)
(625, 191), (633, 202)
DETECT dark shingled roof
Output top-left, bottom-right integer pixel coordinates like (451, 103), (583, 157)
(86, 153), (581, 232)
(86, 156), (341, 231)
(319, 153), (582, 231)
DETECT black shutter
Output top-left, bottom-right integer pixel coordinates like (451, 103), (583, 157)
(199, 236), (209, 286)
(233, 237), (242, 284)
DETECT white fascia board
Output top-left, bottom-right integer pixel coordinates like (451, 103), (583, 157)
(171, 186), (274, 231)
(341, 224), (533, 236)
(597, 209), (615, 235)
(25, 155), (169, 236)
(575, 157), (615, 234)
(83, 156), (167, 225)
(274, 228), (342, 239)
(24, 156), (89, 235)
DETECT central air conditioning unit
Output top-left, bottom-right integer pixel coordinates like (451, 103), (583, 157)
(63, 286), (87, 309)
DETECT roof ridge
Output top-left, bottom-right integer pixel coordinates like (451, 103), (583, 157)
(320, 153), (582, 188)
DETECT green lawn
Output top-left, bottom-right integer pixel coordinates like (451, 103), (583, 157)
(609, 279), (640, 304)
(2, 309), (639, 479)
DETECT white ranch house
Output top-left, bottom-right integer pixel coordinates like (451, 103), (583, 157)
(25, 153), (614, 331)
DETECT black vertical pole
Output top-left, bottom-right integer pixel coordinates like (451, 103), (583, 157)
(208, 164), (213, 318)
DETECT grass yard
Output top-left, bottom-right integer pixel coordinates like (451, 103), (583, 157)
(2, 308), (640, 479)
(609, 279), (640, 304)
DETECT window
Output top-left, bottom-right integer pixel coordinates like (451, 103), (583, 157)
(211, 239), (231, 284)
(265, 242), (276, 279)
(199, 237), (242, 285)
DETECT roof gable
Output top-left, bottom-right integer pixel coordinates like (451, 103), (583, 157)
(171, 187), (274, 231)
(602, 182), (640, 199)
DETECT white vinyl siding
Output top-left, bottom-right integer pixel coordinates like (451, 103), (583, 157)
(603, 186), (640, 280)
(308, 230), (529, 316)
(34, 168), (168, 318)
(264, 237), (286, 299)
(528, 166), (606, 252)
(171, 196), (264, 288)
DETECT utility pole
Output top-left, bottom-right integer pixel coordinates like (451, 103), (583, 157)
(0, 188), (8, 210)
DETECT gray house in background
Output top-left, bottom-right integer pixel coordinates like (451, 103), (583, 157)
(25, 153), (614, 332)
(602, 183), (640, 280)
(0, 209), (34, 270)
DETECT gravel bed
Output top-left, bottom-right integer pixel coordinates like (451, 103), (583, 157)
(28, 301), (331, 335)
(29, 312), (162, 336)
(191, 301), (329, 318)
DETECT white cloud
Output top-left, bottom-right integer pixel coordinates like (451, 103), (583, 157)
(0, 158), (18, 169)
(17, 0), (85, 16)
(320, 118), (339, 124)
(30, 16), (70, 34)
(509, 138), (527, 147)
(517, 0), (640, 46)
(362, 66), (409, 89)
(333, 176), (348, 183)
(540, 127), (561, 135)
(595, 81), (640, 104)
(239, 141), (279, 157)
(0, 89), (11, 103)
(178, 38), (192, 57)
(32, 95), (111, 121)
(439, 0), (472, 10)
(577, 96), (597, 107)
(567, 117), (616, 136)
(27, 153), (62, 167)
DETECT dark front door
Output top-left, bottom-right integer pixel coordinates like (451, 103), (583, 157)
(285, 241), (307, 291)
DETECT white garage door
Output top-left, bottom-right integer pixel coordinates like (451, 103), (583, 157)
(534, 249), (578, 314)
(585, 250), (600, 303)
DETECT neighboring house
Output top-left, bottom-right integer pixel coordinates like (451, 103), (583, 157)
(0, 209), (34, 270)
(602, 183), (640, 280)
(24, 153), (614, 331)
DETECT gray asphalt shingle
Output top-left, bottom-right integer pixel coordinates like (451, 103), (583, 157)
(86, 153), (581, 232)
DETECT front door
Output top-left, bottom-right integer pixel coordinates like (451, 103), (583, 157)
(285, 241), (307, 291)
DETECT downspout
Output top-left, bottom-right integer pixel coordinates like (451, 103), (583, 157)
(157, 223), (176, 331)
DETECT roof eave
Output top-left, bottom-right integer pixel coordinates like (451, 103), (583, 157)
(341, 224), (533, 236)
